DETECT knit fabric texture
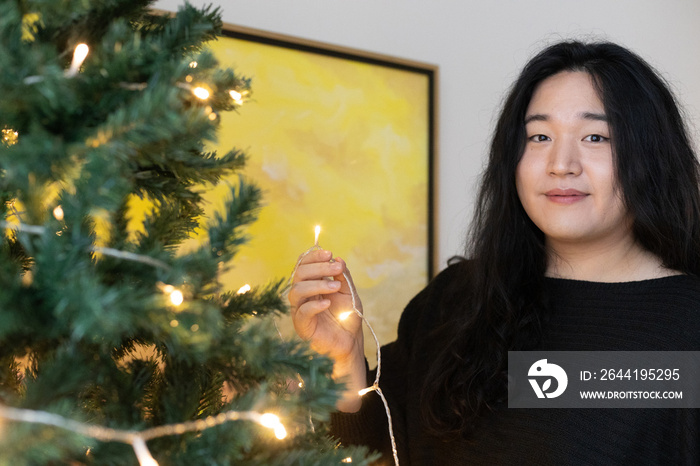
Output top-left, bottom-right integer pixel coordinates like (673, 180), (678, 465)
(331, 263), (700, 465)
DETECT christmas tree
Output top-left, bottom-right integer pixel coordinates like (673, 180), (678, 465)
(0, 0), (373, 464)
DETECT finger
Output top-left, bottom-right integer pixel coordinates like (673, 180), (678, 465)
(297, 249), (333, 266)
(293, 259), (344, 283)
(293, 299), (331, 339)
(288, 278), (342, 308)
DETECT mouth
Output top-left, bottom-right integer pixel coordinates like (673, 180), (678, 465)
(545, 189), (588, 204)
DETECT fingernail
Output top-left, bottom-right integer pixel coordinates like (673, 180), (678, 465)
(329, 281), (341, 289)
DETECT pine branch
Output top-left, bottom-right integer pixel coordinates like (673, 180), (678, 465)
(207, 177), (262, 261)
(30, 0), (154, 52)
(140, 2), (223, 53)
(221, 280), (287, 320)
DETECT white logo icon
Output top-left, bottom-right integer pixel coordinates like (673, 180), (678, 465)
(528, 359), (568, 398)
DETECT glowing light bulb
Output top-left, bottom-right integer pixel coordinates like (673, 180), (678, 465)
(358, 387), (374, 397)
(189, 61), (198, 68)
(53, 205), (64, 221)
(67, 43), (89, 76)
(2, 128), (18, 146)
(342, 458), (353, 463)
(131, 437), (159, 466)
(73, 43), (90, 58)
(192, 87), (210, 100)
(73, 43), (89, 64)
(237, 284), (251, 294)
(139, 455), (158, 466)
(314, 225), (321, 246)
(229, 89), (243, 104)
(339, 311), (352, 321)
(273, 424), (287, 440)
(169, 290), (184, 306)
(259, 413), (287, 439)
(259, 413), (280, 428)
(162, 284), (184, 306)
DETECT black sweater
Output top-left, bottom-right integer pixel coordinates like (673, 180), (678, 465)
(331, 263), (700, 465)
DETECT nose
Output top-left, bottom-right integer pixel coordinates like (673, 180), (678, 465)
(547, 138), (582, 176)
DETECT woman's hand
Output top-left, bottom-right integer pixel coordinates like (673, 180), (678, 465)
(288, 249), (366, 411)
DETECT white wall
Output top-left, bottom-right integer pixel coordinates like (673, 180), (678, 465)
(155, 0), (700, 271)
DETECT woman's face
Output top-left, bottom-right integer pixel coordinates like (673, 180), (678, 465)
(515, 71), (633, 251)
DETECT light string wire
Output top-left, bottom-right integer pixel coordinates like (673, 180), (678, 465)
(289, 232), (400, 466)
(0, 403), (287, 465)
(0, 221), (172, 270)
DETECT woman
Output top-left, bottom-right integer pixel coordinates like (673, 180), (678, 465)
(289, 41), (700, 465)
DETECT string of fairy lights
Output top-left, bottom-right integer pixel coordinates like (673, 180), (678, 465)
(291, 226), (400, 466)
(2, 37), (399, 465)
(0, 404), (288, 466)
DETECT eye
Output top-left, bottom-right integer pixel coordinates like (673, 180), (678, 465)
(583, 134), (609, 143)
(528, 134), (550, 142)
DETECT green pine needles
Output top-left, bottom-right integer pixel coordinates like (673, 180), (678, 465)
(0, 0), (374, 464)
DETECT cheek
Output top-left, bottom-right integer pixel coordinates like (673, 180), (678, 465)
(607, 191), (630, 222)
(515, 161), (533, 205)
(592, 166), (622, 207)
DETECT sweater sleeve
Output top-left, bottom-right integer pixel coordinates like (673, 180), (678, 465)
(328, 365), (393, 460)
(330, 261), (466, 463)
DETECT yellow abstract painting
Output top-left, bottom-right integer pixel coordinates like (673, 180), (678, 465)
(183, 28), (435, 361)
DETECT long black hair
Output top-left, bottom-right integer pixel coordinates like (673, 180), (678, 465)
(422, 40), (700, 435)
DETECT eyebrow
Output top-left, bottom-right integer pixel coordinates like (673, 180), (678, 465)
(524, 112), (608, 125)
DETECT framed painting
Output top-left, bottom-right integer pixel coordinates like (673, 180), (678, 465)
(190, 23), (437, 359)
